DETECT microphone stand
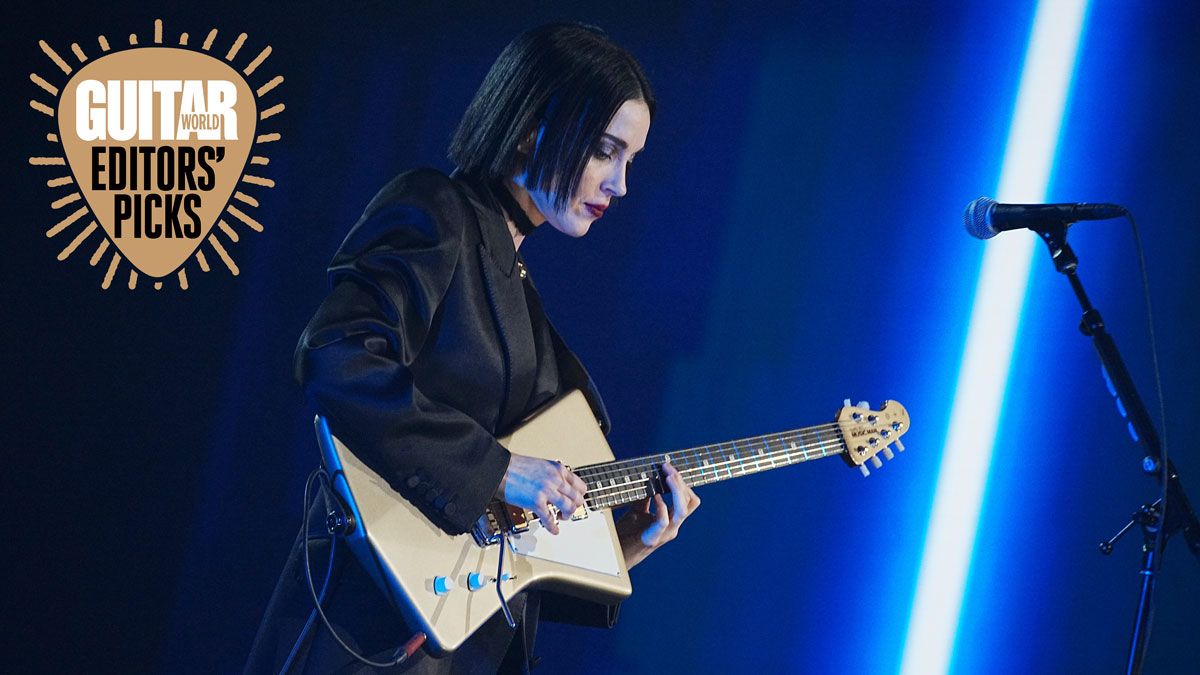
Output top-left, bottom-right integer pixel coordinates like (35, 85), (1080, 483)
(1036, 225), (1200, 675)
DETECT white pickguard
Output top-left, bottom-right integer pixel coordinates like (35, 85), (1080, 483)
(508, 512), (623, 576)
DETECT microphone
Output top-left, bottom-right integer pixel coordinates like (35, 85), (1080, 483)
(964, 196), (1126, 240)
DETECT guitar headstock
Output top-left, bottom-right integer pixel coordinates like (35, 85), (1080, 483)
(834, 399), (910, 476)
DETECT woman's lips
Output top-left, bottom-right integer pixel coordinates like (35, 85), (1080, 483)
(585, 203), (607, 218)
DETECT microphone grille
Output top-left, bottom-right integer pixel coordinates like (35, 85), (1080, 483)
(963, 196), (998, 239)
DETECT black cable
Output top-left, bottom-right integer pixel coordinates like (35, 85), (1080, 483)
(299, 468), (416, 670)
(278, 526), (335, 675)
(1125, 213), (1170, 563)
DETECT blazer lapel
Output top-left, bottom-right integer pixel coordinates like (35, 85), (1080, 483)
(459, 181), (537, 434)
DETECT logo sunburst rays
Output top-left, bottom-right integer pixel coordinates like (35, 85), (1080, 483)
(28, 18), (283, 291)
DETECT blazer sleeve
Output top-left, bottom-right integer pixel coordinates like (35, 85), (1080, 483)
(295, 170), (510, 535)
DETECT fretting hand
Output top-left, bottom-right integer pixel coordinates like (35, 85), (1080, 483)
(615, 460), (701, 568)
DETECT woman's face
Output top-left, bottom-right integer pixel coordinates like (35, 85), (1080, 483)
(520, 98), (651, 238)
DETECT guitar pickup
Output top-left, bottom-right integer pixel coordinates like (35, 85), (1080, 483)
(503, 504), (532, 533)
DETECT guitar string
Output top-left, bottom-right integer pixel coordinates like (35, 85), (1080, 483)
(577, 419), (903, 483)
(583, 452), (836, 507)
(498, 430), (850, 521)
(575, 422), (852, 483)
(586, 435), (844, 487)
(581, 437), (855, 507)
(576, 421), (874, 491)
(581, 448), (844, 509)
(579, 430), (858, 503)
(574, 422), (850, 475)
(506, 418), (904, 518)
(515, 439), (849, 524)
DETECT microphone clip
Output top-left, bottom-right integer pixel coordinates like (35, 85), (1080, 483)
(1037, 224), (1078, 274)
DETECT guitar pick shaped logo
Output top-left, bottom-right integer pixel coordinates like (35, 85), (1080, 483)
(29, 20), (284, 290)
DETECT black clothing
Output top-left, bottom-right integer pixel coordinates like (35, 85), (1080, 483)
(247, 169), (616, 674)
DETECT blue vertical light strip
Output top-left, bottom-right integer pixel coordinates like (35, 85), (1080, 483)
(899, 2), (1091, 674)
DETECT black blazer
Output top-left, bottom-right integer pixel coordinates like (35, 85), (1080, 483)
(295, 168), (611, 535)
(246, 170), (617, 674)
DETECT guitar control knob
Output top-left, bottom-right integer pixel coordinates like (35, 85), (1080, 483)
(468, 573), (489, 591)
(433, 576), (456, 595)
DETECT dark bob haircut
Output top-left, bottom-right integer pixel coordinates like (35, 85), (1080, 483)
(448, 23), (655, 209)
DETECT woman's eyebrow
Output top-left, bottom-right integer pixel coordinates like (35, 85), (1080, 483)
(601, 133), (642, 156)
(600, 133), (628, 149)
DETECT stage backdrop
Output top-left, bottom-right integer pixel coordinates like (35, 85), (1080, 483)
(7, 2), (1198, 673)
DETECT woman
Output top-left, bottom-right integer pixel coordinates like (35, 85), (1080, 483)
(247, 23), (699, 673)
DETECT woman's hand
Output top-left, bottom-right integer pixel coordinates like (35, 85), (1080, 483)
(615, 460), (701, 569)
(497, 454), (588, 535)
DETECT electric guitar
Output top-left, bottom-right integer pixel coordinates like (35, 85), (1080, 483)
(316, 390), (910, 654)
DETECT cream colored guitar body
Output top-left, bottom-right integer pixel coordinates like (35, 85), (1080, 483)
(316, 390), (631, 655)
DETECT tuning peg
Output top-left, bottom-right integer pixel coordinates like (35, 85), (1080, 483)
(870, 455), (883, 469)
(882, 447), (895, 460)
(859, 464), (871, 477)
(894, 439), (906, 452)
(844, 398), (853, 407)
(857, 400), (870, 409)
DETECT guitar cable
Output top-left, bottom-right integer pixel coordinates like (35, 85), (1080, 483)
(277, 508), (335, 675)
(285, 468), (426, 672)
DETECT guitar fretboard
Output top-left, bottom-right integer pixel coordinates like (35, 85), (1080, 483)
(575, 423), (847, 510)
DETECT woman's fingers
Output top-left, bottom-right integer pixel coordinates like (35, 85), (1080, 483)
(653, 494), (669, 527)
(534, 496), (560, 535)
(552, 489), (579, 519)
(502, 455), (593, 534)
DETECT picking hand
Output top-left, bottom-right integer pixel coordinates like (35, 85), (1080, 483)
(497, 454), (588, 535)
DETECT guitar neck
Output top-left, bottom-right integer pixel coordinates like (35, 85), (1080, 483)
(576, 422), (848, 510)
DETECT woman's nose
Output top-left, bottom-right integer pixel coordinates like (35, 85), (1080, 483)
(604, 163), (628, 198)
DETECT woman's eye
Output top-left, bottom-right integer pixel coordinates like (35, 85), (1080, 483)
(593, 148), (614, 161)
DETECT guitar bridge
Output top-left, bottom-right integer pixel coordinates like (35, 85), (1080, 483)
(470, 500), (532, 546)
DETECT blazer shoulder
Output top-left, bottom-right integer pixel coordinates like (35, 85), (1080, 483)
(333, 168), (475, 264)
